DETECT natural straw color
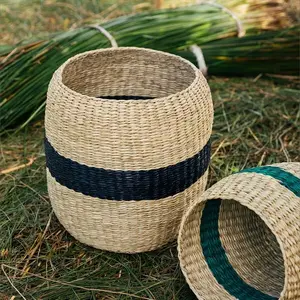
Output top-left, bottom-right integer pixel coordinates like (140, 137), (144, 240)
(178, 162), (300, 300)
(45, 47), (213, 253)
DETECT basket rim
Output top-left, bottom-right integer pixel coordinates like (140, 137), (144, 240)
(53, 47), (203, 103)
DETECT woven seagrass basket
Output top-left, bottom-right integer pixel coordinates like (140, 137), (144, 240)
(45, 47), (213, 253)
(178, 162), (300, 300)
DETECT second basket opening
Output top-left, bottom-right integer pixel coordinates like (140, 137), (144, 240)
(200, 199), (285, 299)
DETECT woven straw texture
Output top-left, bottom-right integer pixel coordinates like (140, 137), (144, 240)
(45, 47), (213, 253)
(178, 162), (300, 300)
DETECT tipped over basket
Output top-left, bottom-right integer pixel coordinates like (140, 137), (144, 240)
(45, 47), (213, 253)
(178, 162), (300, 299)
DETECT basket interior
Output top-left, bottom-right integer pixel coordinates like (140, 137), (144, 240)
(200, 199), (285, 299)
(61, 48), (197, 99)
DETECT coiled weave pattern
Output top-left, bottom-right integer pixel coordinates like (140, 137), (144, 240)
(178, 162), (300, 299)
(45, 47), (213, 253)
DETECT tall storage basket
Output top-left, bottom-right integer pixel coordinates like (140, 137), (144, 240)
(178, 162), (300, 299)
(45, 47), (213, 253)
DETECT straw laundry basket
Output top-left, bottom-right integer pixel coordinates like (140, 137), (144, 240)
(178, 162), (300, 300)
(45, 47), (213, 253)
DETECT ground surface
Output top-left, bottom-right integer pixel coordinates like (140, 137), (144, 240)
(1, 77), (299, 299)
(0, 0), (151, 45)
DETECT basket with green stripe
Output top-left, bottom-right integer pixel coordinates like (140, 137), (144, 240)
(45, 47), (213, 253)
(178, 162), (300, 300)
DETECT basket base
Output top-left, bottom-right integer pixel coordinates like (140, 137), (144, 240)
(47, 169), (208, 253)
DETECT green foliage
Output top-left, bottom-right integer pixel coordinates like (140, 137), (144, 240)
(0, 4), (238, 132)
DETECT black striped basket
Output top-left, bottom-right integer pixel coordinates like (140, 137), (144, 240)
(178, 162), (300, 299)
(45, 47), (213, 253)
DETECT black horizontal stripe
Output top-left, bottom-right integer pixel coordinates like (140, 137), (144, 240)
(45, 138), (210, 201)
(97, 95), (154, 100)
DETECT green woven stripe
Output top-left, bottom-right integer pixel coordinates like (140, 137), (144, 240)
(200, 200), (278, 300)
(240, 165), (300, 197)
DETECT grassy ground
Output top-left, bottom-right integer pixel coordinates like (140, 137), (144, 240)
(0, 0), (153, 45)
(1, 0), (299, 299)
(1, 77), (299, 299)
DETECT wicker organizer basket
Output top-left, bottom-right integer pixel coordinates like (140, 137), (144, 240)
(178, 162), (300, 300)
(45, 47), (213, 253)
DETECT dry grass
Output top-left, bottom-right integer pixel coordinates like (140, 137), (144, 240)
(0, 0), (153, 45)
(286, 0), (300, 20)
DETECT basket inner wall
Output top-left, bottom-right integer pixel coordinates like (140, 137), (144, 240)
(61, 49), (196, 99)
(201, 199), (285, 298)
